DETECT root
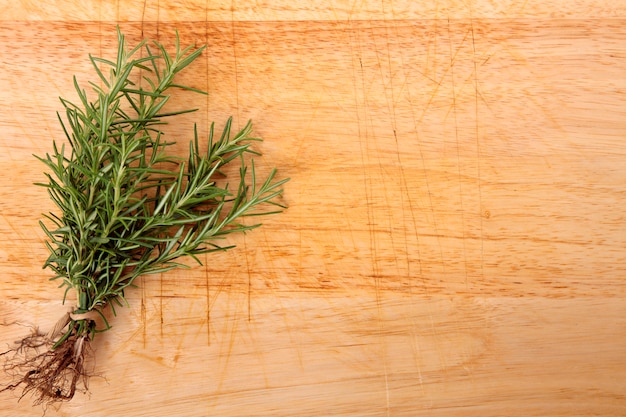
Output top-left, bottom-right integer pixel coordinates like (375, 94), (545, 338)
(1, 323), (92, 406)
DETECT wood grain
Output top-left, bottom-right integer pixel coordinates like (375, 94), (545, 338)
(1, 1), (625, 416)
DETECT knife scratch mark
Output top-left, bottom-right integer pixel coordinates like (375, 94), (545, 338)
(379, 0), (423, 290)
(141, 282), (147, 349)
(349, 18), (381, 302)
(414, 25), (447, 283)
(347, 0), (360, 23)
(350, 23), (395, 415)
(213, 293), (242, 398)
(141, 0), (147, 35)
(230, 0), (241, 120)
(242, 233), (252, 321)
(157, 248), (163, 329)
(441, 26), (471, 121)
(470, 17), (485, 280)
(374, 4), (401, 282)
(447, 19), (470, 290)
(204, 257), (211, 346)
(228, 0), (248, 320)
(375, 6), (393, 414)
(204, 0), (211, 347)
(259, 229), (305, 368)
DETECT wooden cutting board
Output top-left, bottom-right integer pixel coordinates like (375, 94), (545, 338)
(1, 1), (625, 416)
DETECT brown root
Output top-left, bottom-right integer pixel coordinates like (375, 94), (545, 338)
(1, 326), (92, 406)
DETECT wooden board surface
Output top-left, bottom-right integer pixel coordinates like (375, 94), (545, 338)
(1, 1), (625, 415)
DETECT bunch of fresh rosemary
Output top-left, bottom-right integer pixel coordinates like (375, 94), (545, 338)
(1, 28), (288, 405)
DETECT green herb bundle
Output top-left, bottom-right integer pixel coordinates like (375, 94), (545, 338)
(1, 28), (288, 405)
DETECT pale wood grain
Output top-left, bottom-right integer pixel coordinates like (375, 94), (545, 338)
(2, 0), (626, 21)
(0, 3), (625, 417)
(2, 296), (625, 416)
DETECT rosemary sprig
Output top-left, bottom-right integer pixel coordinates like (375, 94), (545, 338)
(40, 28), (288, 333)
(1, 28), (288, 405)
